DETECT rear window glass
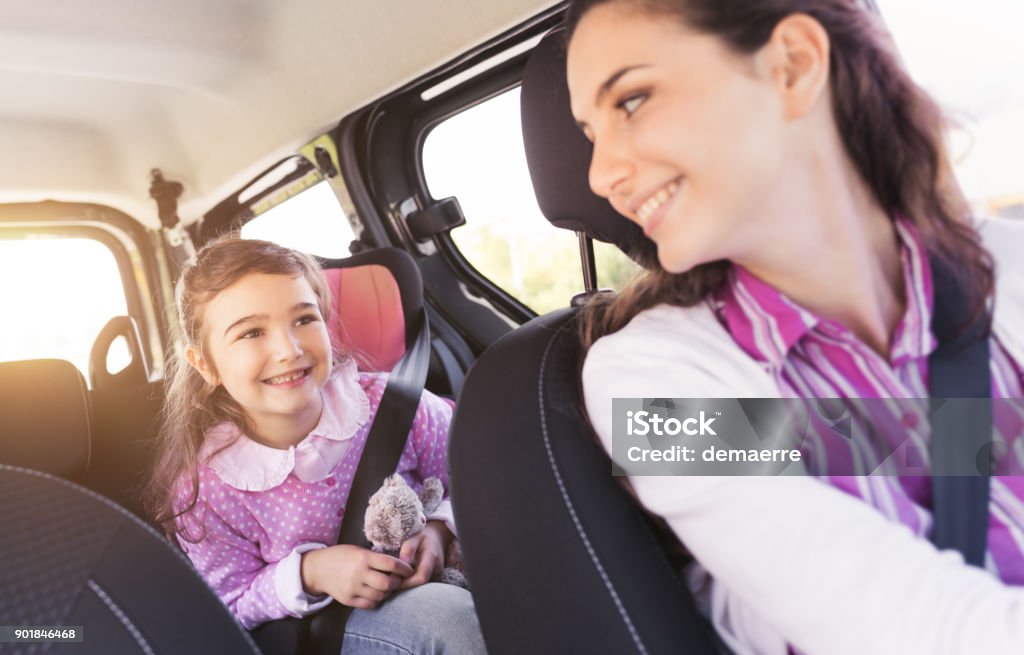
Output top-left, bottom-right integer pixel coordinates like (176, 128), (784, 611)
(423, 87), (640, 314)
(0, 237), (128, 383)
(241, 181), (354, 258)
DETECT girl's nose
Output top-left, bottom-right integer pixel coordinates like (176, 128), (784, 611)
(274, 329), (304, 360)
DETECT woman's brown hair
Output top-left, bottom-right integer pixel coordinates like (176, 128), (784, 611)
(144, 236), (337, 541)
(567, 0), (994, 350)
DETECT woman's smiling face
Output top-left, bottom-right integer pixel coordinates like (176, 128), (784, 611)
(567, 3), (791, 273)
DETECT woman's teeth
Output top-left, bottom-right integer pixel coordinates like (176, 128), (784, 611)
(637, 180), (681, 224)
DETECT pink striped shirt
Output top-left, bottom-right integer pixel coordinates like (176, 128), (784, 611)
(714, 221), (1024, 584)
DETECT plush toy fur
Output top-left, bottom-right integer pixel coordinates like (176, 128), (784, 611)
(364, 474), (468, 588)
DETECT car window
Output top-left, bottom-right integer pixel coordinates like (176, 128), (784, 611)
(422, 86), (640, 315)
(879, 0), (1024, 218)
(240, 181), (355, 258)
(0, 237), (129, 384)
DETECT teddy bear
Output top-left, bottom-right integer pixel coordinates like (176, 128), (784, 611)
(363, 474), (468, 589)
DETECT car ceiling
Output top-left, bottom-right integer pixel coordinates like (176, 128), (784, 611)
(0, 0), (557, 228)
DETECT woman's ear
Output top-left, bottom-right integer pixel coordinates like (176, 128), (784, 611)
(760, 13), (831, 121)
(186, 345), (219, 387)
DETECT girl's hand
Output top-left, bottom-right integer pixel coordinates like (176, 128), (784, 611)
(300, 544), (413, 609)
(398, 520), (453, 590)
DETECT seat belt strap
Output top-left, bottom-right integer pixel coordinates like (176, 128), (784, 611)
(307, 311), (433, 653)
(336, 312), (432, 547)
(927, 255), (991, 567)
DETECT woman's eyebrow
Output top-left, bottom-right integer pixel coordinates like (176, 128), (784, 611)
(577, 64), (652, 132)
(594, 64), (651, 106)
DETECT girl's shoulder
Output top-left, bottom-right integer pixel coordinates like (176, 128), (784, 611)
(353, 368), (453, 420)
(356, 370), (388, 397)
(347, 359), (449, 411)
(582, 302), (776, 400)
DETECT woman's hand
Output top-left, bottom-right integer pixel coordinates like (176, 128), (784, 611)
(300, 544), (413, 609)
(397, 520), (453, 590)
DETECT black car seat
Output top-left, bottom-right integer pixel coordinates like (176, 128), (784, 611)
(0, 358), (92, 481)
(86, 315), (165, 522)
(447, 29), (720, 655)
(0, 359), (259, 654)
(0, 464), (262, 654)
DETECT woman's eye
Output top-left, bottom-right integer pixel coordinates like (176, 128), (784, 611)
(617, 93), (647, 117)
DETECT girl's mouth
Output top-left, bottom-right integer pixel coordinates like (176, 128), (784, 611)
(262, 367), (312, 387)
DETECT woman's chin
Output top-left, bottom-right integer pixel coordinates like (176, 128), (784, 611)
(654, 228), (729, 274)
(656, 248), (704, 275)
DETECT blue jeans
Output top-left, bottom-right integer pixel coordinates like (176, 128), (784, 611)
(342, 583), (487, 654)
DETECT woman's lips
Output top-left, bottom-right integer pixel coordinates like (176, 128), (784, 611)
(636, 178), (682, 236)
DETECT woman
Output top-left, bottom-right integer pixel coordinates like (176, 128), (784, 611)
(568, 0), (1024, 652)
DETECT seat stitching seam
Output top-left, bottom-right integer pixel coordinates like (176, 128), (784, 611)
(86, 579), (155, 655)
(536, 322), (648, 655)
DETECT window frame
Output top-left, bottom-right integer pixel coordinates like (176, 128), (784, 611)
(334, 3), (570, 351)
(197, 155), (316, 244)
(0, 201), (166, 380)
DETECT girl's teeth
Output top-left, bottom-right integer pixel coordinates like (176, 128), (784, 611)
(267, 370), (305, 384)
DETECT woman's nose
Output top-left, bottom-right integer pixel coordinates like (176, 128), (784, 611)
(588, 135), (632, 202)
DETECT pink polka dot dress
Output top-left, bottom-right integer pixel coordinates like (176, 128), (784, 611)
(173, 359), (456, 629)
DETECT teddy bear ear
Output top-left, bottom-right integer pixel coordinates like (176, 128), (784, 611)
(419, 477), (444, 514)
(384, 474), (409, 488)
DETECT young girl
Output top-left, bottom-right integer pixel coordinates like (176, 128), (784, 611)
(566, 0), (1024, 653)
(145, 237), (486, 654)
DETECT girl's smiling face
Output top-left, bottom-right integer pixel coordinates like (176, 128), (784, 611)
(188, 272), (333, 445)
(567, 3), (791, 274)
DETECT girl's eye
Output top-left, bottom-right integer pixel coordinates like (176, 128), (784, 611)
(239, 328), (263, 339)
(617, 93), (647, 118)
(296, 313), (319, 326)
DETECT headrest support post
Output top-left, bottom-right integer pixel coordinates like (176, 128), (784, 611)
(577, 232), (598, 294)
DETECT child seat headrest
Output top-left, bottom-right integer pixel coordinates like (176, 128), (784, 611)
(320, 248), (424, 372)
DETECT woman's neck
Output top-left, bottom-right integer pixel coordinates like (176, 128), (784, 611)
(735, 144), (906, 359)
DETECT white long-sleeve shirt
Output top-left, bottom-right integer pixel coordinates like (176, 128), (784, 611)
(582, 217), (1024, 654)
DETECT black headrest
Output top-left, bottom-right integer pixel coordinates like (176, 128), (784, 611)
(521, 28), (659, 269)
(0, 359), (91, 478)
